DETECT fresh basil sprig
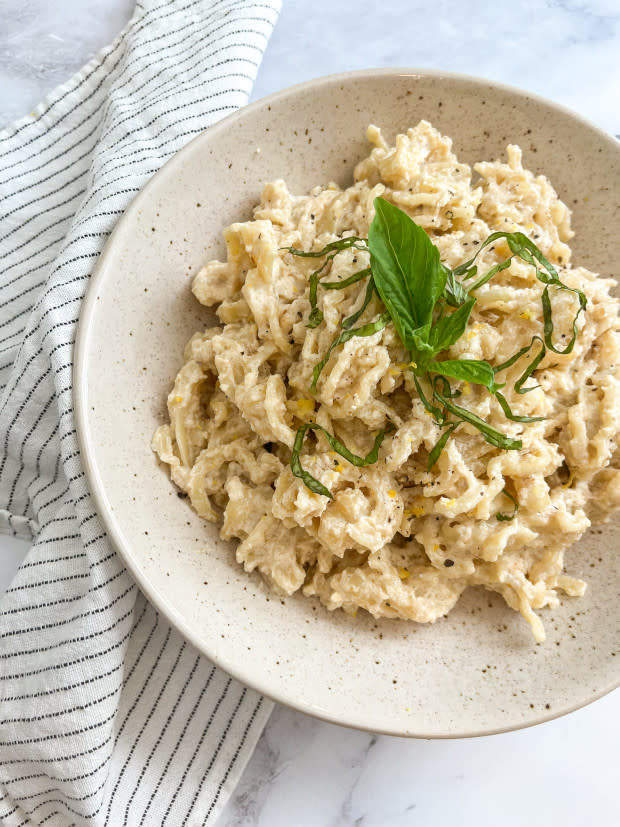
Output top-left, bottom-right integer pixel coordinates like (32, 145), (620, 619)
(291, 422), (393, 499)
(368, 197), (446, 361)
(428, 295), (476, 352)
(286, 196), (586, 523)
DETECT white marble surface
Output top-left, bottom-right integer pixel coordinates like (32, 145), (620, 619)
(2, 1), (620, 825)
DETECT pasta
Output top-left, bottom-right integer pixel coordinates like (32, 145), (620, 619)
(153, 121), (620, 642)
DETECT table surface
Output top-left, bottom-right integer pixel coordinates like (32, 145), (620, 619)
(2, 1), (619, 825)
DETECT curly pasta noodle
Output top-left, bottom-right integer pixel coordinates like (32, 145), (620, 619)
(153, 121), (620, 642)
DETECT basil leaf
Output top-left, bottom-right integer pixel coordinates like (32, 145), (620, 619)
(291, 422), (394, 498)
(496, 488), (519, 522)
(368, 197), (446, 354)
(494, 391), (545, 423)
(427, 422), (460, 470)
(434, 389), (522, 450)
(442, 264), (469, 307)
(431, 358), (497, 390)
(429, 296), (476, 353)
(311, 312), (391, 391)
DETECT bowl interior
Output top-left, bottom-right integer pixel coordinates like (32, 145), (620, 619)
(76, 69), (620, 736)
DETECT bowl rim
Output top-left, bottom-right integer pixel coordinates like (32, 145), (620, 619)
(74, 66), (620, 738)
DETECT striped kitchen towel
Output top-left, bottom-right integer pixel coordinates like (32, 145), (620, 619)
(0, 1), (280, 824)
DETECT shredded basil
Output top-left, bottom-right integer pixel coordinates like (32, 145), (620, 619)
(290, 426), (333, 499)
(290, 422), (393, 499)
(496, 488), (519, 522)
(494, 391), (545, 423)
(322, 267), (371, 290)
(434, 387), (522, 451)
(283, 237), (367, 258)
(308, 263), (372, 329)
(341, 277), (375, 330)
(306, 254), (336, 328)
(454, 229), (587, 354)
(310, 312), (391, 392)
(284, 239), (370, 330)
(427, 422), (460, 470)
(413, 374), (445, 424)
(541, 283), (587, 355)
(493, 335), (546, 394)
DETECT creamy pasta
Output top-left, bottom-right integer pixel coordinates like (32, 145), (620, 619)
(153, 121), (620, 642)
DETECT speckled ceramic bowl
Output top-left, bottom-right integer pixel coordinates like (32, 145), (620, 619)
(74, 69), (620, 737)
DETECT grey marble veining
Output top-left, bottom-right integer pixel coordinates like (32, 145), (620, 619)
(1, 1), (620, 825)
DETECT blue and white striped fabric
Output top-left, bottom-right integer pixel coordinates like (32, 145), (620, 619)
(0, 1), (280, 823)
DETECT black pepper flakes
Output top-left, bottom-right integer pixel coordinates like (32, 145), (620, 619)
(444, 559), (455, 568)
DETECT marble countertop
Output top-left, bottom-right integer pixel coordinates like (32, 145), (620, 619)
(2, 1), (619, 824)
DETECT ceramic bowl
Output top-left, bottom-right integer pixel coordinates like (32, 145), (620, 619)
(75, 69), (620, 737)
